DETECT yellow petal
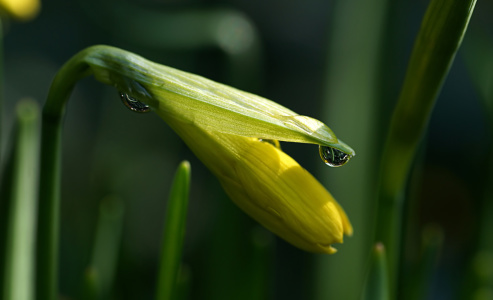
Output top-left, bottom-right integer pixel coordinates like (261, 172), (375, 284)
(0, 0), (40, 21)
(164, 116), (352, 254)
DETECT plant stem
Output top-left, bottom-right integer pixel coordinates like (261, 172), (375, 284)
(36, 51), (90, 300)
(373, 0), (477, 296)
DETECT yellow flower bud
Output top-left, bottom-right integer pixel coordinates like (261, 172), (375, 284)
(55, 45), (354, 253)
(163, 116), (353, 254)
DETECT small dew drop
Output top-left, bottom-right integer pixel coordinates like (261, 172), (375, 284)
(119, 92), (150, 113)
(259, 139), (281, 149)
(319, 145), (351, 167)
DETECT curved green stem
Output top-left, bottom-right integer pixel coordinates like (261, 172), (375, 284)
(36, 50), (91, 300)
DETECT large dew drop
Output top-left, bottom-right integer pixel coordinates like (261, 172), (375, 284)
(119, 92), (150, 113)
(319, 145), (351, 167)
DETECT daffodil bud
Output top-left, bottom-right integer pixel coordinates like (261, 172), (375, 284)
(80, 45), (354, 157)
(166, 117), (352, 253)
(56, 45), (354, 253)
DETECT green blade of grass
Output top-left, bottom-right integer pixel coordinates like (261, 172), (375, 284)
(1, 99), (40, 300)
(156, 161), (191, 300)
(362, 243), (390, 300)
(85, 196), (125, 300)
(374, 0), (477, 295)
(315, 0), (389, 297)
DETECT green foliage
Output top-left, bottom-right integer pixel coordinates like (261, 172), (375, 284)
(374, 0), (476, 294)
(0, 1), (488, 300)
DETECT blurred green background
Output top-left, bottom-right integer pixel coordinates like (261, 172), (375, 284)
(1, 0), (492, 299)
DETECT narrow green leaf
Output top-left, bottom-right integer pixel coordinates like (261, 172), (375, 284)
(374, 0), (477, 292)
(362, 243), (389, 300)
(156, 161), (191, 300)
(1, 99), (40, 300)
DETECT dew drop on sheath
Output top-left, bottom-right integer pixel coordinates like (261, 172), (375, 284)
(319, 145), (351, 167)
(119, 92), (150, 113)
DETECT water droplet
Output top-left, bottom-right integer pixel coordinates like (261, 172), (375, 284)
(119, 92), (150, 113)
(259, 139), (281, 149)
(319, 145), (351, 167)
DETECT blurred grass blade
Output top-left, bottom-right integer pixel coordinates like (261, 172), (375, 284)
(0, 99), (40, 300)
(84, 196), (124, 300)
(362, 243), (389, 300)
(173, 265), (192, 300)
(315, 0), (389, 297)
(374, 0), (477, 291)
(156, 161), (191, 300)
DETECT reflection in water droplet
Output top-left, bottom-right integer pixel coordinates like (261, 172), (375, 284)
(319, 145), (351, 167)
(119, 92), (150, 113)
(259, 139), (281, 149)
